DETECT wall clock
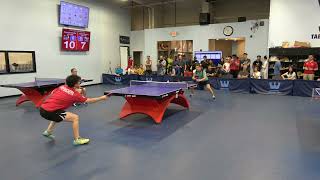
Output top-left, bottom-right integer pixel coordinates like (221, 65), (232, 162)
(223, 26), (234, 36)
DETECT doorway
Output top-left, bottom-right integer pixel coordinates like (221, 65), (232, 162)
(120, 46), (129, 70)
(133, 51), (143, 66)
(209, 38), (245, 57)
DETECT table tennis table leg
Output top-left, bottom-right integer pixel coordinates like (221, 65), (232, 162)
(17, 88), (52, 107)
(16, 94), (30, 106)
(171, 94), (190, 108)
(119, 93), (190, 124)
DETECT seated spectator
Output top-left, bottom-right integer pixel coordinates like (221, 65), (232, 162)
(127, 66), (136, 75)
(252, 66), (261, 79)
(135, 65), (145, 75)
(222, 57), (231, 78)
(168, 67), (176, 76)
(238, 64), (250, 79)
(281, 65), (296, 80)
(115, 65), (123, 76)
(206, 65), (216, 77)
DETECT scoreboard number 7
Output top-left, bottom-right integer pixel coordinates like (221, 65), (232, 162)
(81, 42), (86, 49)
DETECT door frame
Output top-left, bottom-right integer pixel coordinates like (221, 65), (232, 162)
(119, 46), (130, 68)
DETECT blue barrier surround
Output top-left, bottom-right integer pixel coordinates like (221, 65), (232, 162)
(102, 74), (320, 97)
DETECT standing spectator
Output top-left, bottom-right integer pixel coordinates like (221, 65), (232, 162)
(253, 55), (263, 71)
(219, 57), (225, 67)
(201, 56), (209, 70)
(240, 53), (251, 72)
(230, 55), (240, 78)
(178, 55), (185, 76)
(303, 55), (318, 80)
(191, 56), (199, 71)
(273, 57), (282, 80)
(281, 65), (296, 80)
(126, 56), (134, 71)
(167, 56), (174, 74)
(261, 56), (269, 79)
(173, 56), (181, 77)
(145, 56), (152, 75)
(184, 55), (191, 72)
(252, 66), (261, 79)
(157, 56), (166, 75)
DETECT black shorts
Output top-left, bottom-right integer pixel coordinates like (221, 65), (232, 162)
(197, 80), (209, 86)
(40, 108), (67, 123)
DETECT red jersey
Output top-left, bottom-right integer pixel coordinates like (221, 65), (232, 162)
(41, 85), (87, 112)
(230, 59), (240, 71)
(127, 58), (134, 70)
(304, 60), (318, 74)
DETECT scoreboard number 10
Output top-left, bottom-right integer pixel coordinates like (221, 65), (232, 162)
(64, 41), (76, 49)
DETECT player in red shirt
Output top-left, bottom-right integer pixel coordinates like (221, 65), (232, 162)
(40, 75), (108, 146)
(303, 55), (318, 80)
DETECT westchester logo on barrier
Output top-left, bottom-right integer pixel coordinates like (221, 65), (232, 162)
(146, 77), (153, 81)
(220, 80), (230, 89)
(114, 76), (122, 83)
(269, 81), (281, 92)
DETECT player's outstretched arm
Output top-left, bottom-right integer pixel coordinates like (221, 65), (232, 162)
(85, 95), (108, 104)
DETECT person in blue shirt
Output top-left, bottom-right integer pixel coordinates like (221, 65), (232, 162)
(115, 65), (123, 76)
(273, 58), (282, 80)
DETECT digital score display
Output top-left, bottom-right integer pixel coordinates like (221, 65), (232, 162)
(62, 28), (90, 51)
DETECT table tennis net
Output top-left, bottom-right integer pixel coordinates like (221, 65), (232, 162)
(130, 80), (189, 89)
(35, 78), (65, 87)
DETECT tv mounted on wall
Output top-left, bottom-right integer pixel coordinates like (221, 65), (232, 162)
(59, 1), (89, 28)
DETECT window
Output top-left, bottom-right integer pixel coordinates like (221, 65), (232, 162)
(8, 52), (36, 73)
(0, 51), (36, 75)
(0, 52), (6, 73)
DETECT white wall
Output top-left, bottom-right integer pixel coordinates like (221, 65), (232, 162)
(130, 30), (145, 59)
(0, 0), (130, 97)
(269, 0), (320, 47)
(131, 20), (269, 70)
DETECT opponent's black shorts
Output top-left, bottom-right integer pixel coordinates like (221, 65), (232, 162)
(40, 108), (67, 123)
(194, 80), (209, 86)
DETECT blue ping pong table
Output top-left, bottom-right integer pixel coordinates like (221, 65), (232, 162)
(0, 78), (92, 107)
(105, 80), (196, 124)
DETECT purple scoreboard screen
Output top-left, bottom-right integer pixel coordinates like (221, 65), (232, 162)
(59, 1), (89, 28)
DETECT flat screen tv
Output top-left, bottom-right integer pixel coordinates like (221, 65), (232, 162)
(195, 51), (223, 65)
(59, 1), (89, 28)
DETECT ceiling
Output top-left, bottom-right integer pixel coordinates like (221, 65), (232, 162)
(112, 0), (189, 7)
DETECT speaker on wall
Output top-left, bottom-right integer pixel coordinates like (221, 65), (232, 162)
(199, 13), (210, 25)
(238, 17), (246, 22)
